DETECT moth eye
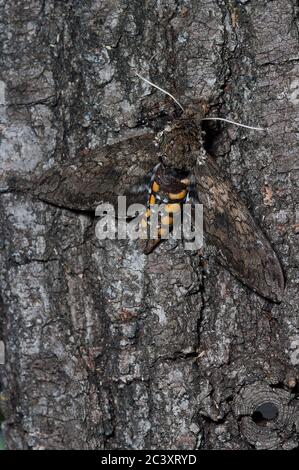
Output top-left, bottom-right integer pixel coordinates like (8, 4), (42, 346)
(165, 203), (181, 214)
(168, 189), (187, 200)
(152, 181), (160, 192)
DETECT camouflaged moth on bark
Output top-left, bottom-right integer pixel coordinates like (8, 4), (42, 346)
(32, 94), (285, 304)
(131, 104), (285, 303)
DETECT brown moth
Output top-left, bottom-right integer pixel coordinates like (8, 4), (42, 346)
(29, 78), (285, 303)
(136, 104), (285, 303)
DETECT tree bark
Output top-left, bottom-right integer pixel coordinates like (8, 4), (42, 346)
(0, 0), (298, 450)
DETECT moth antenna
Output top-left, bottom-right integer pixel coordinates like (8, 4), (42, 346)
(135, 72), (266, 131)
(200, 117), (266, 132)
(135, 72), (185, 112)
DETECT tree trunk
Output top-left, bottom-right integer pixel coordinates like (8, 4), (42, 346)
(0, 0), (298, 450)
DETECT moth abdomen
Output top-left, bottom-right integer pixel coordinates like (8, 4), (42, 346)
(139, 163), (191, 254)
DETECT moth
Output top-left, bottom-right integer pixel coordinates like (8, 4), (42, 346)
(32, 76), (285, 303)
(130, 76), (285, 303)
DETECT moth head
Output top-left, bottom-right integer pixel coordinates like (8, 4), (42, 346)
(135, 72), (208, 131)
(135, 72), (265, 135)
(181, 98), (208, 120)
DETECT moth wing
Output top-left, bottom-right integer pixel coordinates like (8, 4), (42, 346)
(195, 155), (284, 302)
(34, 133), (158, 211)
(124, 173), (151, 208)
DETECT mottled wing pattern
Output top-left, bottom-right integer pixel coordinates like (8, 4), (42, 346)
(125, 172), (153, 207)
(33, 132), (159, 211)
(195, 155), (284, 302)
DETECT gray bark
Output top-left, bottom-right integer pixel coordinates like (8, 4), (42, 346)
(0, 0), (298, 450)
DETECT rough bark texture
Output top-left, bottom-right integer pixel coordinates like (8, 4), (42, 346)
(0, 0), (299, 450)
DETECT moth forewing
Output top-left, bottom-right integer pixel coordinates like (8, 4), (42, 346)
(195, 155), (285, 303)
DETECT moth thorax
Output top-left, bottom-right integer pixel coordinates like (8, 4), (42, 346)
(160, 120), (201, 169)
